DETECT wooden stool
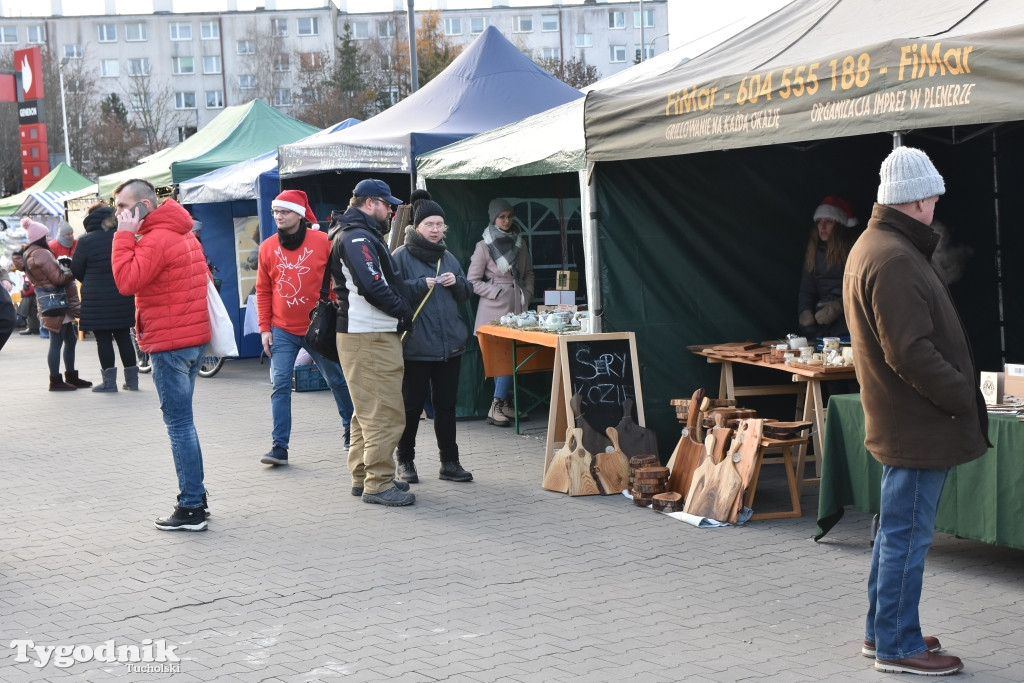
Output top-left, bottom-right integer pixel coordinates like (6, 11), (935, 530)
(744, 435), (807, 521)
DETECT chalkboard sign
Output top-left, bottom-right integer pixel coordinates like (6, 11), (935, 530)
(559, 333), (644, 435)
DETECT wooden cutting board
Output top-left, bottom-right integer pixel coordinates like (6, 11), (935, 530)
(666, 431), (707, 498)
(685, 433), (742, 521)
(542, 428), (579, 493)
(614, 398), (659, 457)
(593, 427), (630, 495)
(728, 419), (764, 523)
(571, 393), (612, 456)
(567, 444), (601, 497)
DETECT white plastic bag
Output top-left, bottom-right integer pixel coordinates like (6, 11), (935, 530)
(206, 280), (238, 357)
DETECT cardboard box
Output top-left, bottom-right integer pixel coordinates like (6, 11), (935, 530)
(980, 371), (1004, 405)
(544, 290), (576, 306)
(555, 270), (579, 291)
(1004, 363), (1024, 399)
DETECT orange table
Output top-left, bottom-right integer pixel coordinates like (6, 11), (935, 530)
(691, 346), (857, 490)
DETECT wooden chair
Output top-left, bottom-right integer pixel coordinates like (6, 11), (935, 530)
(744, 433), (808, 521)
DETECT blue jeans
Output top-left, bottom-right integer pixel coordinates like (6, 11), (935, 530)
(494, 374), (512, 399)
(150, 344), (206, 509)
(866, 465), (949, 661)
(270, 327), (354, 450)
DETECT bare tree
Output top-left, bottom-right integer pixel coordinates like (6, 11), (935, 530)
(121, 72), (183, 156)
(233, 17), (291, 109)
(540, 55), (600, 89)
(360, 14), (412, 115)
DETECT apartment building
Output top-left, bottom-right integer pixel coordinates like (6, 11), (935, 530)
(0, 1), (667, 134)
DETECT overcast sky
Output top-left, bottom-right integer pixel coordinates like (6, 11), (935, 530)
(1, 0), (793, 54)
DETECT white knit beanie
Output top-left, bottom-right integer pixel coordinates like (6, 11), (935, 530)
(877, 147), (945, 204)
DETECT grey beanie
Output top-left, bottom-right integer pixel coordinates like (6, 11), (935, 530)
(488, 198), (513, 224)
(877, 146), (945, 205)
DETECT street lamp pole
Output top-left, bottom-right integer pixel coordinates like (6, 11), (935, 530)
(647, 32), (670, 57)
(58, 57), (71, 168)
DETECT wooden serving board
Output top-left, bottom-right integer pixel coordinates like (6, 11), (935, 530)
(787, 361), (856, 374)
(728, 419), (764, 524)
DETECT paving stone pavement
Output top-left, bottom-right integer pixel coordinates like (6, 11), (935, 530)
(2, 331), (1022, 682)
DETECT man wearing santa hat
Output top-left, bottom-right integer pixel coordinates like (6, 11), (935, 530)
(257, 190), (354, 467)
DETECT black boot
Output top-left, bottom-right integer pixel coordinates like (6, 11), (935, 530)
(122, 365), (139, 390)
(49, 374), (76, 391)
(64, 370), (93, 388)
(439, 460), (473, 482)
(396, 460), (419, 483)
(92, 367), (118, 392)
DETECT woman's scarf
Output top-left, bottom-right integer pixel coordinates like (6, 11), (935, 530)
(482, 223), (522, 276)
(404, 225), (447, 264)
(277, 222), (307, 251)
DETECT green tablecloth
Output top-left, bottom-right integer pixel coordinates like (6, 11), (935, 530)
(816, 393), (1024, 550)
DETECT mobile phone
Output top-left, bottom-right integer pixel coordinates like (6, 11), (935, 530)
(132, 202), (150, 219)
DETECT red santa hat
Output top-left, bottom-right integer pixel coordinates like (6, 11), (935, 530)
(272, 190), (319, 228)
(812, 195), (858, 228)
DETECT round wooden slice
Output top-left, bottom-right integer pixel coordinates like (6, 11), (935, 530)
(629, 455), (658, 472)
(632, 483), (667, 495)
(652, 492), (683, 503)
(634, 466), (670, 479)
(633, 496), (654, 507)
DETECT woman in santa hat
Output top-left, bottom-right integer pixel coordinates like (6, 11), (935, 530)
(798, 195), (859, 340)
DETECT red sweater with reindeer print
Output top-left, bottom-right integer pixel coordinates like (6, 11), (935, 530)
(256, 228), (333, 336)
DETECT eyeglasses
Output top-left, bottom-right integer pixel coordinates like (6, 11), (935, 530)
(373, 198), (395, 213)
(420, 222), (447, 231)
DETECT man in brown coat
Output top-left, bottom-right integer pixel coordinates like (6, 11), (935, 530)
(844, 146), (989, 676)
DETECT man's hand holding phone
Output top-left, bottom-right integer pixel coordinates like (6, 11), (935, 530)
(117, 201), (149, 234)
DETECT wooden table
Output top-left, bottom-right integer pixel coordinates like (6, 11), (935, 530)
(690, 346), (857, 490)
(477, 325), (645, 476)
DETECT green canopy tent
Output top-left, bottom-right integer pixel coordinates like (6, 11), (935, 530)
(97, 99), (318, 197)
(0, 163), (94, 216)
(576, 0), (1024, 451)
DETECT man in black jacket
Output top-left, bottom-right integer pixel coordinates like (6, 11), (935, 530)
(328, 179), (414, 507)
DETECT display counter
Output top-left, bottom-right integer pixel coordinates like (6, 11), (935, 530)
(816, 393), (1024, 550)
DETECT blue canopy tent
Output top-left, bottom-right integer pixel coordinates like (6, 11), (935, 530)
(179, 118), (361, 358)
(277, 25), (583, 210)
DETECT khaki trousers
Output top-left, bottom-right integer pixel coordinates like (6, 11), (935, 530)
(337, 331), (405, 494)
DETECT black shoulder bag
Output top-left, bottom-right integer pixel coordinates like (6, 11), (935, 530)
(305, 267), (339, 363)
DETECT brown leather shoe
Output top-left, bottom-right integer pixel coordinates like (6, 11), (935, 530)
(875, 650), (963, 675)
(862, 635), (941, 658)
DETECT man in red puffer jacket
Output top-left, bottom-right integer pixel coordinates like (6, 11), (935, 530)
(111, 179), (212, 532)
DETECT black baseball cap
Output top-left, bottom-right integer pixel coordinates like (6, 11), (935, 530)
(353, 179), (402, 206)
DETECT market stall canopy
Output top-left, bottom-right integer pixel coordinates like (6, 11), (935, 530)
(178, 118), (361, 204)
(586, 0), (1024, 161)
(0, 163), (94, 215)
(278, 25), (582, 178)
(416, 46), (688, 180)
(97, 99), (318, 196)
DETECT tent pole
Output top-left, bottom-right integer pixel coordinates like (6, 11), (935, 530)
(992, 132), (1006, 363)
(580, 167), (602, 333)
(407, 0), (419, 93)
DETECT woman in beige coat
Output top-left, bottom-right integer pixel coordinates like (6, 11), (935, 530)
(467, 198), (535, 426)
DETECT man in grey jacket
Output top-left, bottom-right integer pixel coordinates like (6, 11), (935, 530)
(844, 146), (989, 676)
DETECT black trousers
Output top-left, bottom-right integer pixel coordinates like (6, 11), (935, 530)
(396, 357), (462, 464)
(46, 322), (77, 375)
(93, 328), (137, 369)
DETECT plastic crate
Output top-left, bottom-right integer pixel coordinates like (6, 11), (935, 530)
(293, 365), (330, 392)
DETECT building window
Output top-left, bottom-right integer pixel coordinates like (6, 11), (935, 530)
(67, 78), (85, 94)
(271, 18), (288, 37)
(575, 33), (592, 48)
(379, 53), (393, 71)
(298, 17), (319, 36)
(172, 57), (195, 75)
(177, 125), (197, 141)
(299, 52), (325, 69)
(378, 19), (395, 38)
(238, 74), (256, 90)
(634, 9), (655, 28)
(97, 23), (116, 42)
(201, 21), (219, 40)
(444, 17), (462, 35)
(127, 58), (151, 76)
(100, 59), (119, 77)
(542, 47), (560, 60)
(236, 39), (254, 54)
(609, 44), (626, 63)
(381, 86), (400, 106)
(470, 17), (487, 34)
(175, 92), (196, 109)
(64, 44), (83, 59)
(125, 22), (148, 42)
(351, 21), (369, 39)
(541, 15), (558, 32)
(273, 54), (290, 72)
(27, 25), (46, 44)
(202, 55), (222, 74)
(273, 88), (292, 106)
(130, 93), (152, 111)
(0, 26), (17, 44)
(608, 11), (625, 29)
(169, 22), (192, 41)
(514, 16), (533, 33)
(206, 90), (224, 108)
